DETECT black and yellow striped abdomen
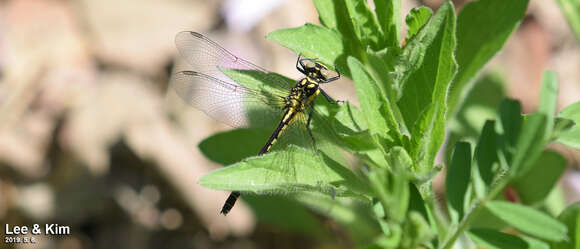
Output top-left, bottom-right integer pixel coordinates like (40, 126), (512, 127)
(220, 77), (320, 215)
(258, 77), (320, 155)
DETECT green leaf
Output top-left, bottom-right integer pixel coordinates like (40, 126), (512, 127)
(347, 56), (397, 139)
(400, 211), (435, 249)
(468, 229), (549, 249)
(373, 0), (401, 47)
(409, 103), (445, 176)
(448, 72), (505, 138)
(470, 205), (508, 230)
(551, 203), (580, 249)
(313, 0), (338, 30)
(557, 101), (580, 150)
(199, 145), (363, 196)
(486, 201), (567, 241)
(243, 195), (329, 238)
(538, 71), (559, 141)
(557, 0), (580, 41)
(312, 0), (363, 64)
(448, 0), (529, 117)
(397, 2), (457, 174)
(512, 150), (566, 205)
(498, 99), (523, 150)
(199, 128), (268, 165)
(408, 183), (428, 220)
(511, 113), (547, 177)
(365, 49), (408, 137)
(344, 0), (382, 50)
(405, 7), (433, 42)
(294, 191), (381, 245)
(473, 120), (499, 198)
(267, 24), (345, 71)
(332, 102), (382, 154)
(366, 166), (409, 223)
(552, 117), (575, 141)
(367, 147), (412, 223)
(366, 49), (397, 103)
(446, 141), (472, 223)
(397, 1), (457, 130)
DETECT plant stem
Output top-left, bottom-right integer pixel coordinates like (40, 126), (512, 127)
(418, 181), (448, 242)
(438, 172), (510, 249)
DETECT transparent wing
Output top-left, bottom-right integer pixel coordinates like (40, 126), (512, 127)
(172, 71), (287, 128)
(175, 31), (292, 90)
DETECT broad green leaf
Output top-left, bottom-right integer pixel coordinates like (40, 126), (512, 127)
(199, 128), (269, 165)
(557, 0), (580, 41)
(486, 201), (567, 241)
(473, 120), (498, 198)
(538, 71), (559, 141)
(332, 102), (383, 154)
(511, 113), (547, 177)
(405, 7), (433, 42)
(367, 49), (397, 102)
(347, 56), (397, 139)
(448, 72), (505, 138)
(398, 2), (457, 174)
(408, 183), (428, 220)
(267, 24), (345, 71)
(294, 191), (381, 245)
(513, 150), (566, 205)
(552, 117), (576, 141)
(313, 0), (338, 30)
(498, 99), (522, 150)
(448, 0), (529, 117)
(199, 145), (363, 196)
(366, 49), (407, 135)
(446, 142), (472, 223)
(557, 101), (580, 150)
(397, 1), (457, 130)
(410, 103), (445, 176)
(312, 0), (363, 64)
(344, 0), (382, 50)
(243, 195), (329, 238)
(470, 205), (508, 230)
(551, 203), (580, 249)
(373, 0), (401, 47)
(469, 229), (549, 249)
(334, 102), (368, 131)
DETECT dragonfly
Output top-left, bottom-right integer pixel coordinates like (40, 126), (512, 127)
(170, 31), (341, 215)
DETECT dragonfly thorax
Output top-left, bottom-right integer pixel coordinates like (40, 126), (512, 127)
(284, 78), (320, 112)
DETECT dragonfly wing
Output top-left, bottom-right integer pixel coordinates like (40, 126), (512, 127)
(171, 71), (281, 128)
(175, 31), (292, 90)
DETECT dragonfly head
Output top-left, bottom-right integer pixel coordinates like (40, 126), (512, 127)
(301, 59), (331, 82)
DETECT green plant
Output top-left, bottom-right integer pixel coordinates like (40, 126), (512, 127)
(558, 0), (580, 41)
(198, 0), (580, 248)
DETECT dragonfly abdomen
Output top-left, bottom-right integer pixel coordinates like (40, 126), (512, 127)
(220, 191), (240, 215)
(259, 108), (298, 155)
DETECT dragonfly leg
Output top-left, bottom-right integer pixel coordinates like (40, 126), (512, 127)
(296, 55), (307, 75)
(306, 106), (317, 148)
(320, 89), (344, 105)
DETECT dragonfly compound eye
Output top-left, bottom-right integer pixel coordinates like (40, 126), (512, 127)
(302, 60), (316, 70)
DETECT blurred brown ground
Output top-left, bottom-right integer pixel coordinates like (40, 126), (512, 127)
(0, 0), (578, 249)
